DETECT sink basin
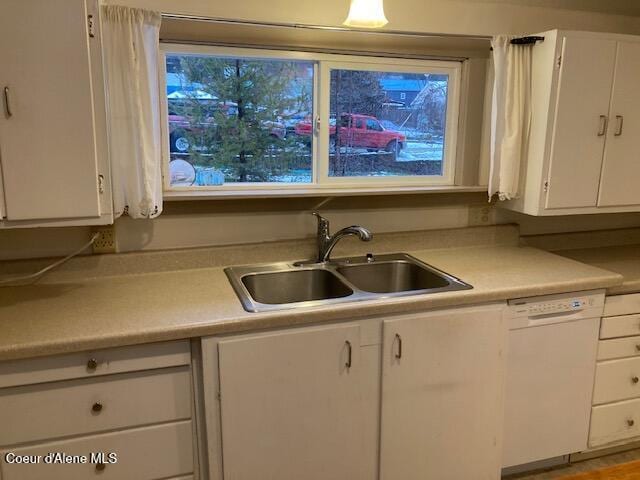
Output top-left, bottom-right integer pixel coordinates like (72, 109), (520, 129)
(337, 260), (450, 293)
(225, 253), (472, 312)
(241, 269), (352, 305)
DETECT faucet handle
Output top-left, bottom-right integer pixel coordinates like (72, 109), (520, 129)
(311, 212), (331, 241)
(312, 211), (329, 227)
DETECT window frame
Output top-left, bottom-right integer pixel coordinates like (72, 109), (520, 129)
(317, 59), (460, 187)
(159, 43), (463, 194)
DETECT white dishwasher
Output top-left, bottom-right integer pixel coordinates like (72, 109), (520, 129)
(503, 290), (605, 469)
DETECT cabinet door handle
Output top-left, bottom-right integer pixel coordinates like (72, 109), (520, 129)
(395, 334), (402, 359)
(632, 376), (639, 384)
(615, 115), (624, 136)
(598, 115), (608, 136)
(628, 419), (635, 427)
(345, 340), (352, 369)
(3, 86), (12, 118)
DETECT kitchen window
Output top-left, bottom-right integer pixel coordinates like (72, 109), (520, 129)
(160, 45), (461, 193)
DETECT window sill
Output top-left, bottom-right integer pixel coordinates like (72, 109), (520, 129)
(163, 185), (487, 201)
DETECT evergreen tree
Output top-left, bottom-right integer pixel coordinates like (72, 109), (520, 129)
(330, 70), (386, 118)
(175, 56), (311, 182)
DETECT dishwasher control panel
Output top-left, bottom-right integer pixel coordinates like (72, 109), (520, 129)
(508, 291), (605, 321)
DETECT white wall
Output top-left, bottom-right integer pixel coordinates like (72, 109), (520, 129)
(104, 0), (640, 36)
(115, 202), (481, 252)
(2, 1), (640, 260)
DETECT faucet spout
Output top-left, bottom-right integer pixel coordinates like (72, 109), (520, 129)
(311, 213), (373, 263)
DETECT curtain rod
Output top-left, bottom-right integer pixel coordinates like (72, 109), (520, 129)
(510, 36), (545, 45)
(160, 13), (493, 42)
(159, 39), (468, 62)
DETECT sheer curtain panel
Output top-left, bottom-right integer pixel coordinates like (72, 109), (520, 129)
(488, 36), (533, 201)
(102, 5), (163, 218)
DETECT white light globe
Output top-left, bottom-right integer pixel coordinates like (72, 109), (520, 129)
(343, 0), (389, 28)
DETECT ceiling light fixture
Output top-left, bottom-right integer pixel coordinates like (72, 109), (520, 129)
(343, 0), (389, 28)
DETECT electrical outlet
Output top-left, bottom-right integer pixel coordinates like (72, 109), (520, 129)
(468, 204), (494, 226)
(92, 225), (117, 254)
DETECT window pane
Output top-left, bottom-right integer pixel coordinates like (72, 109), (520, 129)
(329, 69), (448, 178)
(166, 54), (314, 186)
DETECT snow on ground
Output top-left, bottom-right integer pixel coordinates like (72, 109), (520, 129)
(397, 141), (444, 162)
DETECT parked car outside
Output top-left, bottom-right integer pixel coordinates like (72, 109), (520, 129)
(168, 103), (287, 153)
(294, 113), (406, 156)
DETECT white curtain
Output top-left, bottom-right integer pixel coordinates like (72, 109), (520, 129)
(101, 5), (163, 219)
(488, 36), (533, 201)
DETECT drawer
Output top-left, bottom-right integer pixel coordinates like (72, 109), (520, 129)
(604, 294), (640, 317)
(0, 366), (192, 446)
(0, 420), (194, 480)
(600, 314), (640, 339)
(598, 336), (640, 361)
(590, 398), (640, 448)
(593, 357), (640, 404)
(0, 340), (191, 389)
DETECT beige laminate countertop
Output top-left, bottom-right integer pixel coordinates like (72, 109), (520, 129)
(555, 244), (640, 296)
(0, 244), (623, 362)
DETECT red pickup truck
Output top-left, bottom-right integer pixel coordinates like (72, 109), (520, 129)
(295, 113), (406, 154)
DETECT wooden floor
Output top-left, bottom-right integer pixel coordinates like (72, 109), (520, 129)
(506, 449), (640, 480)
(556, 460), (640, 479)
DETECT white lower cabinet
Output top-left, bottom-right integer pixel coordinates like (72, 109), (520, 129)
(0, 341), (198, 480)
(0, 421), (194, 480)
(214, 324), (368, 480)
(589, 293), (640, 448)
(379, 305), (507, 480)
(590, 398), (640, 447)
(0, 367), (192, 445)
(203, 303), (507, 480)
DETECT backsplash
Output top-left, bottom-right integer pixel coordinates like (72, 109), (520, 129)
(0, 224), (519, 283)
(2, 192), (640, 261)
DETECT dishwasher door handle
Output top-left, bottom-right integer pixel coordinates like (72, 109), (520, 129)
(527, 309), (584, 321)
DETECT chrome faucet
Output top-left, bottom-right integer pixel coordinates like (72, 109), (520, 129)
(312, 212), (373, 263)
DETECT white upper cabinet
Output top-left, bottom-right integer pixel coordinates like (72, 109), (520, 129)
(502, 30), (640, 216)
(0, 0), (112, 227)
(544, 37), (616, 210)
(598, 41), (640, 207)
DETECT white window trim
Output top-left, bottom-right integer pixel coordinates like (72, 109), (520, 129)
(159, 43), (464, 195)
(317, 59), (460, 187)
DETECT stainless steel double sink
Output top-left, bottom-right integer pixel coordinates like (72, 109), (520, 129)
(225, 253), (472, 312)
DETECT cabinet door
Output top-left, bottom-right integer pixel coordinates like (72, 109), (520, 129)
(217, 324), (367, 480)
(0, 0), (102, 221)
(545, 36), (616, 210)
(380, 306), (506, 480)
(598, 41), (640, 207)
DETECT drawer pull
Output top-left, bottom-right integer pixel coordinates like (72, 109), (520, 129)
(87, 358), (98, 371)
(635, 344), (640, 352)
(628, 419), (635, 427)
(632, 376), (639, 384)
(91, 402), (103, 413)
(95, 462), (106, 472)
